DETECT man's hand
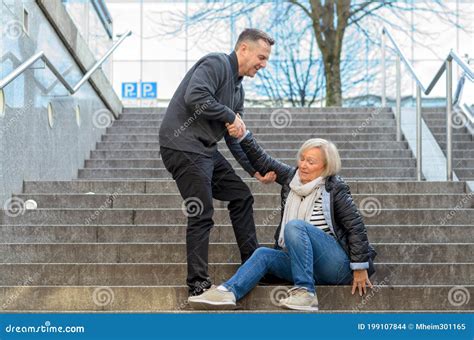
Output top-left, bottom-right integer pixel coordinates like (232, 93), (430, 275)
(351, 269), (373, 296)
(254, 171), (277, 184)
(226, 114), (246, 139)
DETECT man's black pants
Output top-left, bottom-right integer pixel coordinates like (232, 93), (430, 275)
(160, 146), (259, 289)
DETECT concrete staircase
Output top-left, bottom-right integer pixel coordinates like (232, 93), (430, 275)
(0, 107), (473, 312)
(422, 107), (474, 181)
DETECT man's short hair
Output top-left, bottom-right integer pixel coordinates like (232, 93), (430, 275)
(235, 28), (275, 50)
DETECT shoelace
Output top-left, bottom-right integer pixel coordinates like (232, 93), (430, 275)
(287, 287), (309, 297)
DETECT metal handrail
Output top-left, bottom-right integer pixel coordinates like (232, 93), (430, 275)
(383, 28), (473, 95)
(453, 73), (474, 135)
(0, 30), (132, 93)
(381, 26), (474, 181)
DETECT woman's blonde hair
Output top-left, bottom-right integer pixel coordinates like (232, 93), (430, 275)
(297, 138), (341, 177)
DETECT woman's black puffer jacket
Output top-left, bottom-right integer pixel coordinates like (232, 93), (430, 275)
(240, 132), (377, 275)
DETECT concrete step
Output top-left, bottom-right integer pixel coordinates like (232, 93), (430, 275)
(429, 125), (472, 134)
(454, 169), (474, 180)
(117, 114), (396, 121)
(83, 158), (416, 170)
(22, 180), (468, 194)
(432, 133), (473, 142)
(423, 116), (447, 122)
(0, 263), (470, 285)
(89, 149), (414, 160)
(102, 133), (402, 143)
(422, 118), (449, 125)
(455, 159), (474, 168)
(0, 243), (471, 264)
(76, 168), (418, 180)
(122, 107), (393, 114)
(422, 107), (446, 113)
(118, 112), (395, 121)
(422, 111), (447, 116)
(2, 208), (472, 225)
(118, 109), (394, 120)
(13, 193), (472, 209)
(425, 106), (474, 182)
(95, 141), (409, 151)
(1, 224), (472, 243)
(133, 208), (474, 225)
(116, 115), (397, 122)
(6, 104), (472, 313)
(437, 141), (474, 150)
(367, 225), (474, 243)
(111, 120), (397, 128)
(423, 116), (446, 123)
(2, 285), (469, 312)
(454, 150), (474, 158)
(214, 140), (410, 148)
(118, 111), (395, 119)
(107, 126), (397, 135)
(428, 126), (469, 134)
(424, 114), (469, 122)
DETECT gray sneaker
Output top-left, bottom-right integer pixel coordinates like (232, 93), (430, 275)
(188, 287), (237, 310)
(279, 287), (319, 311)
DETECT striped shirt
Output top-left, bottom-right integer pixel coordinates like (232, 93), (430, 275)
(309, 195), (335, 237)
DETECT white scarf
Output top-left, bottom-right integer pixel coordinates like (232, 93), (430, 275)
(278, 173), (326, 248)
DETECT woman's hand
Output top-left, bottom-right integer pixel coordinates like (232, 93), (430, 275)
(351, 269), (373, 296)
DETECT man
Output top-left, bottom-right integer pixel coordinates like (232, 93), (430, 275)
(159, 29), (277, 296)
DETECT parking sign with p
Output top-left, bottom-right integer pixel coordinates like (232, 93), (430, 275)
(122, 82), (157, 99)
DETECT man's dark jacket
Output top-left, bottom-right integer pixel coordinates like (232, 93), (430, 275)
(159, 51), (255, 175)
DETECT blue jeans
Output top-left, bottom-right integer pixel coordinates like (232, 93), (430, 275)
(222, 219), (353, 300)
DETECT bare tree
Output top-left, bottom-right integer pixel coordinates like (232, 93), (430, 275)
(286, 0), (463, 105)
(255, 35), (324, 107)
(244, 7), (325, 107)
(148, 0), (468, 106)
(249, 24), (372, 107)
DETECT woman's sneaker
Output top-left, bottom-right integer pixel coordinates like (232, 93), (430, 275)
(188, 287), (237, 310)
(279, 287), (319, 311)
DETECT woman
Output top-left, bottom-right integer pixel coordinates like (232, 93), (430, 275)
(188, 131), (377, 311)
